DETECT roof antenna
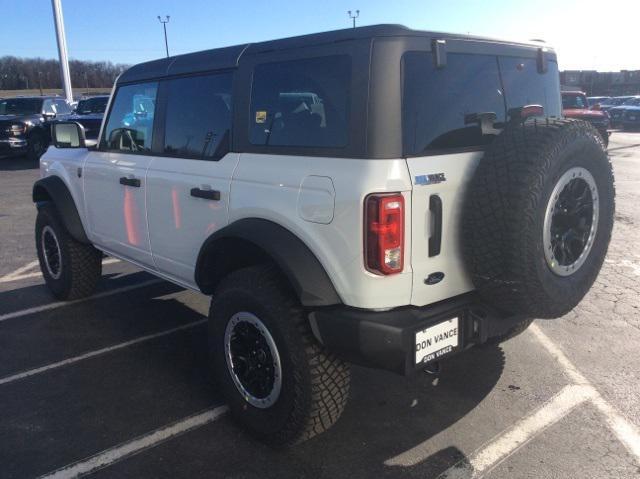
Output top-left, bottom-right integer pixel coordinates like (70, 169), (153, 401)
(347, 10), (359, 29)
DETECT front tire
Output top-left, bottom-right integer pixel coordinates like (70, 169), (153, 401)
(209, 265), (350, 446)
(35, 204), (102, 300)
(27, 131), (47, 161)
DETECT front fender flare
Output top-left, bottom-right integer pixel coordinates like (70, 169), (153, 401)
(195, 219), (341, 307)
(32, 175), (90, 244)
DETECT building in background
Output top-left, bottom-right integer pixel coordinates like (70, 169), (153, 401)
(561, 70), (640, 96)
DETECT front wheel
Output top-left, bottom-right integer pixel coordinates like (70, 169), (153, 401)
(35, 204), (102, 300)
(209, 265), (350, 446)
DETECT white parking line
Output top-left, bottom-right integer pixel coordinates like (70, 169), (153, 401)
(38, 406), (229, 479)
(0, 319), (206, 386)
(529, 323), (640, 460)
(0, 258), (120, 284)
(0, 279), (162, 323)
(388, 323), (640, 476)
(435, 385), (594, 479)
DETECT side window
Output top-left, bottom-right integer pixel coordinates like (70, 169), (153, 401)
(42, 99), (55, 114)
(249, 55), (351, 148)
(163, 72), (232, 160)
(499, 57), (562, 117)
(102, 82), (158, 153)
(54, 99), (71, 115)
(402, 52), (505, 155)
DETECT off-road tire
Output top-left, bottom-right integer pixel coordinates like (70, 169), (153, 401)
(26, 131), (47, 162)
(209, 265), (350, 446)
(35, 203), (102, 300)
(463, 119), (615, 318)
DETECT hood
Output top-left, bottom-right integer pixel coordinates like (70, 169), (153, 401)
(0, 113), (42, 123)
(68, 112), (104, 121)
(562, 109), (606, 119)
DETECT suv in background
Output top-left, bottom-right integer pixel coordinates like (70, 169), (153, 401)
(0, 96), (72, 160)
(608, 96), (640, 128)
(561, 91), (610, 145)
(66, 95), (109, 141)
(34, 25), (614, 445)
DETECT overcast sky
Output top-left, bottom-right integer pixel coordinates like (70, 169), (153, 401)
(1, 0), (638, 71)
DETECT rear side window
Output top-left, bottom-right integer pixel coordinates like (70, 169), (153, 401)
(103, 82), (158, 153)
(249, 55), (351, 148)
(402, 52), (505, 156)
(163, 73), (232, 160)
(499, 57), (561, 117)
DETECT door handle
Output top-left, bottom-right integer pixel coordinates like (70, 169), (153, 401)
(428, 195), (442, 257)
(190, 187), (220, 201)
(119, 177), (141, 188)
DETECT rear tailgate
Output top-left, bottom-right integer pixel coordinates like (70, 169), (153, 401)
(406, 152), (482, 306)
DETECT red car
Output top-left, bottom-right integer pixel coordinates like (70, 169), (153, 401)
(562, 91), (610, 146)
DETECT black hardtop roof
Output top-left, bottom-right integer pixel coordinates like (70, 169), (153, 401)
(118, 23), (553, 84)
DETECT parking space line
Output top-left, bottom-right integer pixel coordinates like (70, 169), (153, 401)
(0, 319), (206, 386)
(0, 260), (39, 283)
(0, 279), (162, 323)
(38, 405), (228, 479)
(530, 323), (640, 461)
(0, 258), (120, 284)
(434, 385), (594, 478)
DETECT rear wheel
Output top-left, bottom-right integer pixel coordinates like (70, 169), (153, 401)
(35, 204), (102, 300)
(209, 265), (350, 446)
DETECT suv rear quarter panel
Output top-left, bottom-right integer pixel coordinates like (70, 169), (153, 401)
(230, 154), (413, 309)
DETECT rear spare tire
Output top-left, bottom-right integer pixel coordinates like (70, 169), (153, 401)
(463, 119), (614, 319)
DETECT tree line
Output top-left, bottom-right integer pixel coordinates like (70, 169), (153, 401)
(0, 56), (129, 90)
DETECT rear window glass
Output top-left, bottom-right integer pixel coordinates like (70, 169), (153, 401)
(499, 57), (561, 117)
(249, 55), (351, 148)
(163, 72), (232, 160)
(402, 52), (506, 155)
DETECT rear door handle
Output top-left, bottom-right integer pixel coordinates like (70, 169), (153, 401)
(428, 194), (442, 257)
(119, 176), (141, 188)
(190, 187), (220, 201)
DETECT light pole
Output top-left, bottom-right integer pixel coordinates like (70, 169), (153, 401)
(347, 10), (359, 29)
(51, 0), (73, 103)
(157, 15), (170, 58)
(38, 71), (43, 96)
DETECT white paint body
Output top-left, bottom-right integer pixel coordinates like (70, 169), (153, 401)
(40, 145), (478, 309)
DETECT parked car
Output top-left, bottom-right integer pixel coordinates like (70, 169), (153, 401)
(0, 96), (72, 160)
(621, 103), (640, 130)
(66, 95), (109, 140)
(599, 95), (634, 113)
(561, 91), (610, 146)
(34, 24), (614, 445)
(587, 96), (610, 109)
(608, 96), (640, 128)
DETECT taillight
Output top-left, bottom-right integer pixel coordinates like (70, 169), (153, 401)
(364, 193), (404, 275)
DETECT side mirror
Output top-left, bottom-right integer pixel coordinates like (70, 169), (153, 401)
(592, 104), (602, 111)
(51, 122), (86, 149)
(43, 111), (57, 119)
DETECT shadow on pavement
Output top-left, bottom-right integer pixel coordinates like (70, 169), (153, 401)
(95, 345), (504, 479)
(0, 155), (39, 171)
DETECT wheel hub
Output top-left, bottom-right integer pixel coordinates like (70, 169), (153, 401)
(543, 167), (599, 276)
(41, 225), (62, 280)
(224, 312), (282, 408)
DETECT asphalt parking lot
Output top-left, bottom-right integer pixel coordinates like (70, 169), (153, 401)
(1, 133), (639, 479)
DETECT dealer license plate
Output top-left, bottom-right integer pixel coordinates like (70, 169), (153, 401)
(415, 317), (459, 365)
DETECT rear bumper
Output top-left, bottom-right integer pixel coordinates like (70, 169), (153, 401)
(309, 293), (527, 376)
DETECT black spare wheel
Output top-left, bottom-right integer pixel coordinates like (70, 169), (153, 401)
(209, 264), (350, 446)
(463, 119), (615, 319)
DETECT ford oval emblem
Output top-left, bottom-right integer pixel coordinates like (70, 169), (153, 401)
(425, 272), (445, 285)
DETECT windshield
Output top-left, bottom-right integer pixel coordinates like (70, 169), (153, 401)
(622, 98), (640, 106)
(75, 97), (108, 114)
(562, 94), (587, 109)
(0, 98), (43, 115)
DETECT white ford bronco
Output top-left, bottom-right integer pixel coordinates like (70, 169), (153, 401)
(33, 25), (615, 445)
